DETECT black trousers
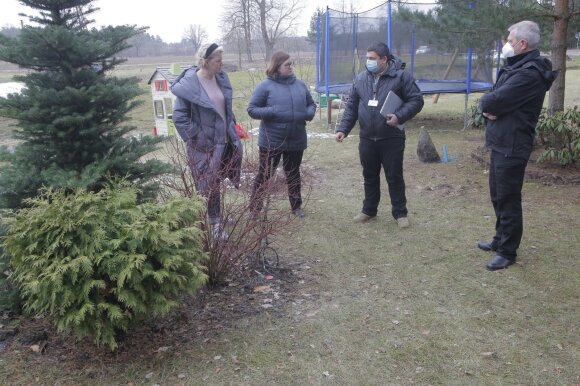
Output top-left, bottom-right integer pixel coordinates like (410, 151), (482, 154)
(359, 137), (407, 219)
(251, 147), (303, 212)
(489, 150), (528, 260)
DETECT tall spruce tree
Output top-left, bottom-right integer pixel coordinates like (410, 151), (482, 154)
(0, 0), (170, 208)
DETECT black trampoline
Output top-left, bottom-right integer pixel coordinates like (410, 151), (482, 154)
(415, 80), (493, 94)
(315, 1), (500, 126)
(315, 83), (353, 95)
(315, 80), (493, 96)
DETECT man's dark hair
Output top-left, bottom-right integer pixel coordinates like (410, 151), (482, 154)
(367, 42), (391, 59)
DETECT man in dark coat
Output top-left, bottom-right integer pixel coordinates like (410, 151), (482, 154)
(478, 21), (557, 271)
(335, 42), (424, 229)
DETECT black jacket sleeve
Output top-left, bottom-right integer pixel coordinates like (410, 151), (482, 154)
(396, 71), (424, 124)
(479, 69), (543, 117)
(336, 82), (360, 136)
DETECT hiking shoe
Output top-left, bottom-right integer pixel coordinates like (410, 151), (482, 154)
(353, 212), (376, 223)
(396, 217), (410, 229)
(292, 208), (305, 218)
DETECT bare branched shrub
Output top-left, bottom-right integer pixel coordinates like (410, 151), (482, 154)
(157, 138), (196, 201)
(157, 137), (312, 286)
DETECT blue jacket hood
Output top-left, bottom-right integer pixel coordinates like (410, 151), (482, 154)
(267, 74), (297, 84)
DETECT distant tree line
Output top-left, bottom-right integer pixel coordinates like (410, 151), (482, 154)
(0, 24), (315, 61)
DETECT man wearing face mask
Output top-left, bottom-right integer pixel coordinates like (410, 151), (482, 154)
(478, 21), (557, 271)
(335, 42), (424, 229)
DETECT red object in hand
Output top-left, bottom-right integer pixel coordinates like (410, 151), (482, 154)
(235, 123), (251, 139)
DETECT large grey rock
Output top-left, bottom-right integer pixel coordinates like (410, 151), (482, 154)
(417, 126), (441, 163)
(331, 98), (343, 109)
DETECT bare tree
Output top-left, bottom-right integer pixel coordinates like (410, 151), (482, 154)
(223, 27), (245, 69)
(126, 32), (150, 57)
(544, 0), (580, 113)
(254, 0), (305, 61)
(220, 0), (255, 62)
(183, 24), (208, 54)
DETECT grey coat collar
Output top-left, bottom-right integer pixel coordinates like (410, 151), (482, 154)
(170, 67), (232, 109)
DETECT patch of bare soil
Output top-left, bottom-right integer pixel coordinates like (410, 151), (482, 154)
(470, 144), (580, 185)
(0, 255), (310, 371)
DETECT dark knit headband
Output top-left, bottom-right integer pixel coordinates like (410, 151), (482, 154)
(204, 43), (219, 59)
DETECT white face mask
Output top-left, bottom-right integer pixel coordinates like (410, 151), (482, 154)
(501, 42), (515, 59)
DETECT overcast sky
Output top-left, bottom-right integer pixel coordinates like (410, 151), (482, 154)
(0, 0), (328, 43)
(0, 0), (433, 43)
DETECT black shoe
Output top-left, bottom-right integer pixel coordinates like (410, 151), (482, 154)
(477, 240), (497, 252)
(486, 255), (515, 271)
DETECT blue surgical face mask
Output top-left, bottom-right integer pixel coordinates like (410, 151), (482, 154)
(366, 59), (379, 73)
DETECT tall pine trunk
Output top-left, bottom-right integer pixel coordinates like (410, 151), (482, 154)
(548, 0), (569, 114)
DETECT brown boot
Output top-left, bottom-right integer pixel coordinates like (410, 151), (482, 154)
(396, 217), (410, 229)
(353, 212), (376, 223)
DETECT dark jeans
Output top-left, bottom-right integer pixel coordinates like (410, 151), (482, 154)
(251, 147), (304, 212)
(359, 137), (407, 219)
(489, 150), (528, 260)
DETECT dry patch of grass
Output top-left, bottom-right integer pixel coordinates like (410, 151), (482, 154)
(287, 128), (579, 385)
(1, 126), (578, 385)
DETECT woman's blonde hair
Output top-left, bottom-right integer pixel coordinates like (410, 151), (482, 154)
(197, 43), (224, 68)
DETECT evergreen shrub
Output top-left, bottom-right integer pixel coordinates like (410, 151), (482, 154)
(0, 210), (21, 313)
(467, 99), (485, 130)
(536, 107), (580, 165)
(2, 183), (207, 350)
(0, 1), (171, 209)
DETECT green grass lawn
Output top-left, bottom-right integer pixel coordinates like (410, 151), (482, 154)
(0, 56), (578, 385)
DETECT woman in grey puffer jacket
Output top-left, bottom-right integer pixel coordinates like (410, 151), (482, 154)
(171, 43), (243, 238)
(247, 51), (316, 218)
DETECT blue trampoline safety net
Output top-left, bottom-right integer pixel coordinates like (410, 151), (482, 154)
(316, 1), (498, 95)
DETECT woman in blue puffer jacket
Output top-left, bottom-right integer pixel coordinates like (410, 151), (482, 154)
(247, 51), (316, 218)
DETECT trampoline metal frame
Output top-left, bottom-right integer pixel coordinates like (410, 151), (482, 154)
(315, 1), (499, 128)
